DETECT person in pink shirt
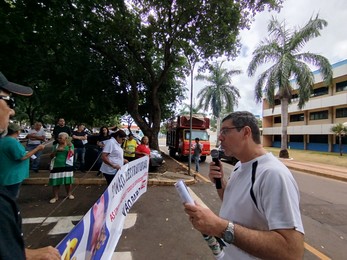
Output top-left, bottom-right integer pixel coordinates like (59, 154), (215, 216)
(135, 136), (150, 158)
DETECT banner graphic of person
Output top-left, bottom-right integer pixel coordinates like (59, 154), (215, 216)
(56, 156), (149, 260)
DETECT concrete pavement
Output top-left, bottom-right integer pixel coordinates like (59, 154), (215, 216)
(279, 158), (347, 182)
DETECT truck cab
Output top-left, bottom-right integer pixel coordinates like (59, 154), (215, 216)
(166, 114), (211, 161)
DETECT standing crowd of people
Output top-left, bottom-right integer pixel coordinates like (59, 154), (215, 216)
(0, 72), (152, 259)
(0, 70), (305, 259)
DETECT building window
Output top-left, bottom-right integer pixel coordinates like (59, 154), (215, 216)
(336, 80), (347, 92)
(274, 116), (281, 123)
(310, 135), (328, 143)
(311, 86), (329, 97)
(309, 110), (328, 120)
(274, 135), (281, 142)
(290, 113), (304, 122)
(274, 99), (281, 106)
(336, 107), (347, 118)
(290, 135), (304, 142)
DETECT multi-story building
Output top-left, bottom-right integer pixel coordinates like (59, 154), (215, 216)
(262, 59), (347, 153)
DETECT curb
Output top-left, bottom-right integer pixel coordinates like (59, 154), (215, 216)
(148, 177), (196, 186)
(23, 166), (196, 186)
(284, 165), (347, 183)
(23, 177), (107, 185)
(23, 175), (195, 186)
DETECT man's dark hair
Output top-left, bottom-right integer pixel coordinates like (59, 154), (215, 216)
(222, 111), (261, 144)
(195, 138), (200, 141)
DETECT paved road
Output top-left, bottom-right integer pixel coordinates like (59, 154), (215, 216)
(18, 140), (347, 259)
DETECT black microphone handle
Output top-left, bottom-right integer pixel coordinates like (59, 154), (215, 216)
(212, 157), (222, 189)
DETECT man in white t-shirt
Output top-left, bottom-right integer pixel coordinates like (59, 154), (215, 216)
(184, 111), (304, 259)
(26, 122), (46, 173)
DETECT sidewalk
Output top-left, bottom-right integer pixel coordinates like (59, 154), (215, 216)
(279, 159), (347, 182)
(23, 157), (347, 186)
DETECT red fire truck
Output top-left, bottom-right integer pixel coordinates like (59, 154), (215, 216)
(166, 114), (211, 161)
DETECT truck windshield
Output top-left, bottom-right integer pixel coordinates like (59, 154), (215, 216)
(184, 130), (209, 141)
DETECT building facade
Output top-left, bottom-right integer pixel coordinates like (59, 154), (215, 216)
(262, 59), (347, 153)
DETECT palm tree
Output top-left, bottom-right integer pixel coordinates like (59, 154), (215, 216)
(179, 103), (204, 115)
(331, 123), (347, 156)
(247, 15), (333, 158)
(195, 61), (241, 146)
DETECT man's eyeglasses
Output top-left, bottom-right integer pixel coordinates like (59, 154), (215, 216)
(219, 126), (244, 136)
(0, 95), (15, 109)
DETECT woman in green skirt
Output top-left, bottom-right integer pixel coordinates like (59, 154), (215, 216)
(49, 132), (74, 204)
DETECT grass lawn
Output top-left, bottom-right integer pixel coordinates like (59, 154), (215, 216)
(265, 147), (347, 168)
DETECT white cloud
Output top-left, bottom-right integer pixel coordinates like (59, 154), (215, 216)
(186, 0), (347, 118)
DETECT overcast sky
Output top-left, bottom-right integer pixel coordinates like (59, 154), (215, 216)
(186, 0), (347, 117)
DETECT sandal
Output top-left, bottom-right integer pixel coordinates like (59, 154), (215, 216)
(49, 198), (58, 204)
(68, 195), (75, 200)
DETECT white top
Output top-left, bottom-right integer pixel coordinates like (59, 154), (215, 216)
(27, 129), (46, 145)
(100, 137), (124, 175)
(192, 142), (203, 156)
(219, 153), (304, 259)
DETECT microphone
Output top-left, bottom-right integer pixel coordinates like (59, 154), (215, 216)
(210, 149), (222, 189)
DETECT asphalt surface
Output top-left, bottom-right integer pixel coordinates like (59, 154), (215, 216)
(18, 143), (347, 259)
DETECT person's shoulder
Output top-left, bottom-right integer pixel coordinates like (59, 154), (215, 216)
(3, 136), (17, 144)
(62, 126), (71, 132)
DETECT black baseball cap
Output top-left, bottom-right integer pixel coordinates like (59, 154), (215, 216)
(0, 72), (33, 96)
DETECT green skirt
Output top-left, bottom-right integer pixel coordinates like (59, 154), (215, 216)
(49, 166), (74, 186)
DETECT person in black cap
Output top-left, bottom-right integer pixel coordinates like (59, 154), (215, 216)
(0, 72), (60, 259)
(0, 72), (32, 136)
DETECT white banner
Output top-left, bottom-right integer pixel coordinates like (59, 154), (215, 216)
(56, 156), (149, 260)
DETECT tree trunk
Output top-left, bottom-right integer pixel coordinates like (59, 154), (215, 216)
(339, 135), (343, 156)
(279, 98), (289, 158)
(128, 80), (161, 151)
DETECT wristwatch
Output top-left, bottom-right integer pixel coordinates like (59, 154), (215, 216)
(222, 221), (235, 244)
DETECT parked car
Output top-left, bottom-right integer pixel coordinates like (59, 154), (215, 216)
(149, 149), (164, 168)
(218, 145), (238, 165)
(18, 129), (29, 141)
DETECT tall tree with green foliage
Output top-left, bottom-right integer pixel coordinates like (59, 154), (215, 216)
(331, 123), (347, 156)
(1, 0), (283, 149)
(247, 15), (333, 158)
(195, 61), (241, 146)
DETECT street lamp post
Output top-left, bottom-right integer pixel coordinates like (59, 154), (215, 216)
(188, 64), (195, 176)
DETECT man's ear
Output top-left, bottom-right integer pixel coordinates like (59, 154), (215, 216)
(242, 126), (252, 138)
